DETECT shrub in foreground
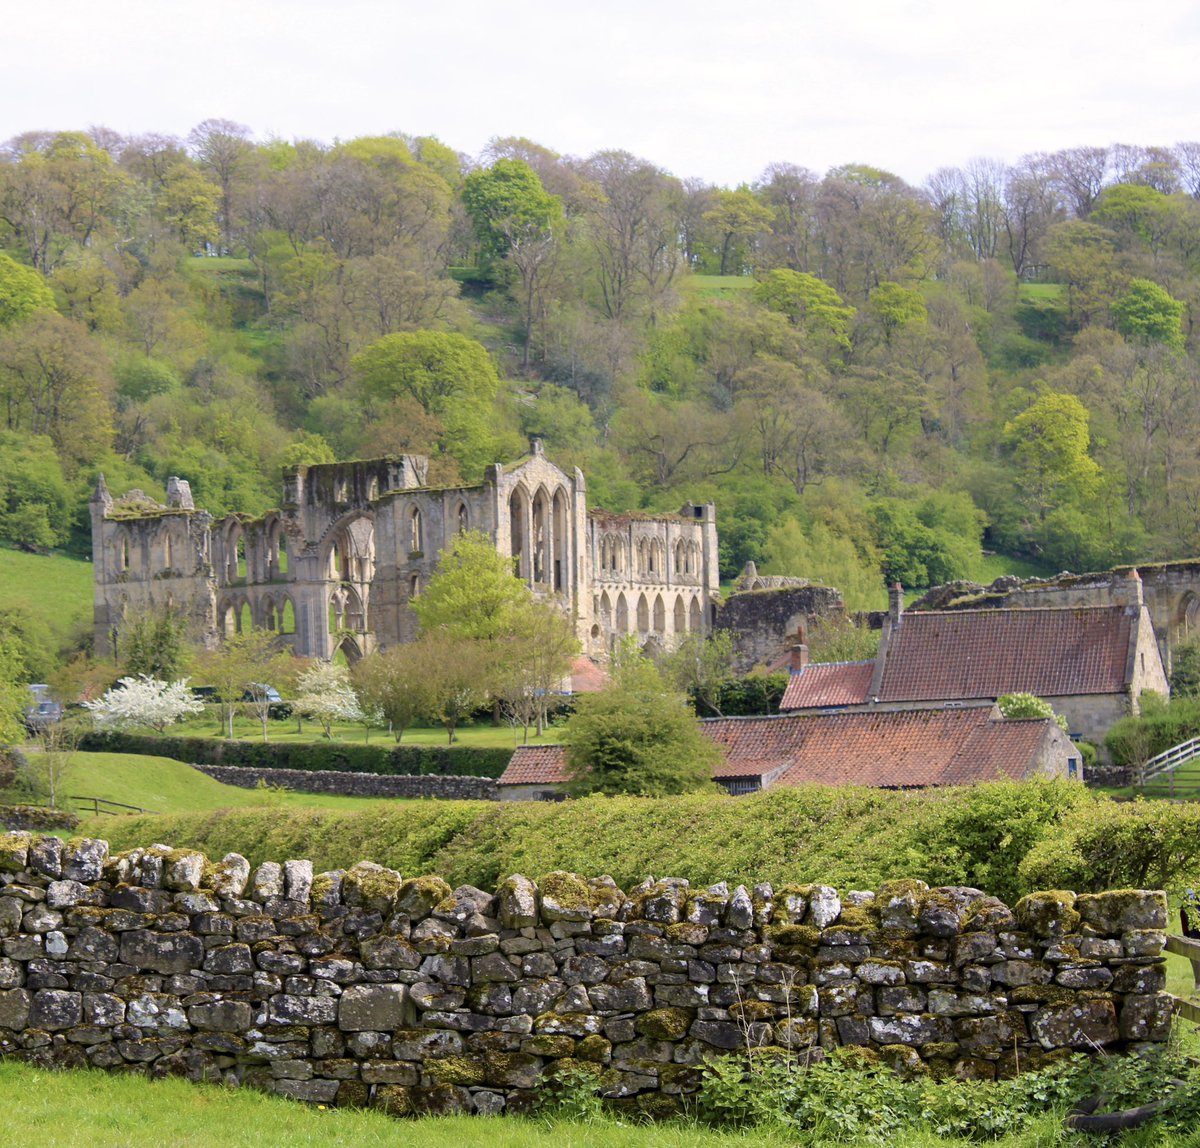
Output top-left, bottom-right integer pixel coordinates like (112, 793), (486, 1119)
(83, 779), (1199, 900)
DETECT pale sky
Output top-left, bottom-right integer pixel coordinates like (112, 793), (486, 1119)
(7, 0), (1199, 186)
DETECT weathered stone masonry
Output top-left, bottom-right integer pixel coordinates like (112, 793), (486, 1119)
(190, 765), (499, 802)
(0, 833), (1174, 1117)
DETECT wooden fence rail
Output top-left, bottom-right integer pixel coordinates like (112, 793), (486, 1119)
(1166, 933), (1200, 1025)
(66, 795), (153, 816)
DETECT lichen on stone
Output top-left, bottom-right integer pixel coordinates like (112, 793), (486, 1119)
(635, 1007), (692, 1041)
(1015, 890), (1080, 938)
(0, 831), (31, 872)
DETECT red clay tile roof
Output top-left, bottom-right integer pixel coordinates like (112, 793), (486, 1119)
(499, 707), (1057, 789)
(877, 608), (1132, 701)
(500, 745), (570, 786)
(780, 662), (874, 710)
(570, 656), (611, 694)
(771, 709), (1054, 787)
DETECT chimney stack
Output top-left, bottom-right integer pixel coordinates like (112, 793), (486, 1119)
(889, 582), (904, 623)
(789, 643), (810, 672)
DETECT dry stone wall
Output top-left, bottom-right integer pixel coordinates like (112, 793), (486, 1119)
(191, 765), (499, 801)
(0, 833), (1174, 1118)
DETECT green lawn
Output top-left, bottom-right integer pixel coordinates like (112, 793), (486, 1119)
(185, 256), (256, 273)
(21, 751), (412, 817)
(0, 1062), (801, 1148)
(971, 551), (1059, 584)
(169, 710), (562, 749)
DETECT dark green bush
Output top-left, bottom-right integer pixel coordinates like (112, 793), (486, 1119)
(689, 673), (789, 717)
(77, 731), (512, 778)
(1105, 696), (1200, 766)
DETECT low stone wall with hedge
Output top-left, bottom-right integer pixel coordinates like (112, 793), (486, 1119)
(192, 764), (498, 801)
(0, 832), (1174, 1117)
(0, 806), (80, 833)
(78, 731), (513, 779)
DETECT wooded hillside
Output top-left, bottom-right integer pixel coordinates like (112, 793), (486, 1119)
(3, 127), (1198, 632)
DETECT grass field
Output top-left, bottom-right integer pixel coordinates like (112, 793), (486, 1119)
(16, 751), (409, 816)
(0, 1061), (804, 1148)
(971, 551), (1059, 584)
(1017, 282), (1066, 302)
(0, 545), (93, 668)
(167, 710), (561, 748)
(683, 274), (757, 299)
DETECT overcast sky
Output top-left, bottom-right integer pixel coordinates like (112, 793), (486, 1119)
(7, 0), (1198, 186)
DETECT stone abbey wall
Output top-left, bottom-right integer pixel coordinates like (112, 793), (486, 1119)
(90, 446), (720, 666)
(0, 833), (1173, 1118)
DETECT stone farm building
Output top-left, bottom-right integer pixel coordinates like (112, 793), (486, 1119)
(497, 704), (1079, 800)
(90, 444), (719, 662)
(779, 574), (1168, 746)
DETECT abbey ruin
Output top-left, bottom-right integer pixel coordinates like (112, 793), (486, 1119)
(89, 444), (720, 662)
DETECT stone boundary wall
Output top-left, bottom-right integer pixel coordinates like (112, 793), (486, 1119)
(0, 806), (80, 833)
(0, 833), (1173, 1118)
(191, 765), (499, 802)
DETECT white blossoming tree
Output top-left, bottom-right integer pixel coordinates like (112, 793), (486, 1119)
(293, 662), (362, 738)
(83, 674), (205, 734)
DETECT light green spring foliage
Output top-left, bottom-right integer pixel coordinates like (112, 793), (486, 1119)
(1003, 390), (1102, 519)
(1112, 277), (1187, 349)
(410, 529), (532, 641)
(351, 331), (503, 480)
(0, 252), (55, 327)
(805, 616), (881, 664)
(95, 778), (1163, 905)
(461, 158), (564, 267)
(762, 518), (886, 610)
(751, 269), (855, 352)
(0, 632), (27, 744)
(564, 639), (721, 797)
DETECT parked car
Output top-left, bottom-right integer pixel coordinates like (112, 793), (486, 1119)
(24, 685), (62, 732)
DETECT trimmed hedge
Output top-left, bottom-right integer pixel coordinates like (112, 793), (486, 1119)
(76, 731), (513, 779)
(86, 779), (1147, 903)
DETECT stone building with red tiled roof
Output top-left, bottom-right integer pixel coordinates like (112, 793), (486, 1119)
(497, 704), (1078, 799)
(780, 572), (1167, 746)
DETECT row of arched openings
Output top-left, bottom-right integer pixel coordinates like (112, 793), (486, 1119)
(220, 595), (295, 636)
(113, 527), (180, 575)
(217, 518), (289, 586)
(595, 532), (702, 580)
(597, 590), (702, 636)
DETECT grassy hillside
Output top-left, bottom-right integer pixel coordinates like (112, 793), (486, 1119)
(18, 751), (412, 816)
(0, 546), (93, 676)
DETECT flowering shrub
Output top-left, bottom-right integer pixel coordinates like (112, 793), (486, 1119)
(83, 674), (204, 733)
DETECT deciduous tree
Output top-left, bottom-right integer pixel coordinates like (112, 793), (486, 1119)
(352, 640), (437, 743)
(411, 529), (531, 641)
(1004, 391), (1101, 522)
(564, 640), (719, 796)
(0, 252), (55, 326)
